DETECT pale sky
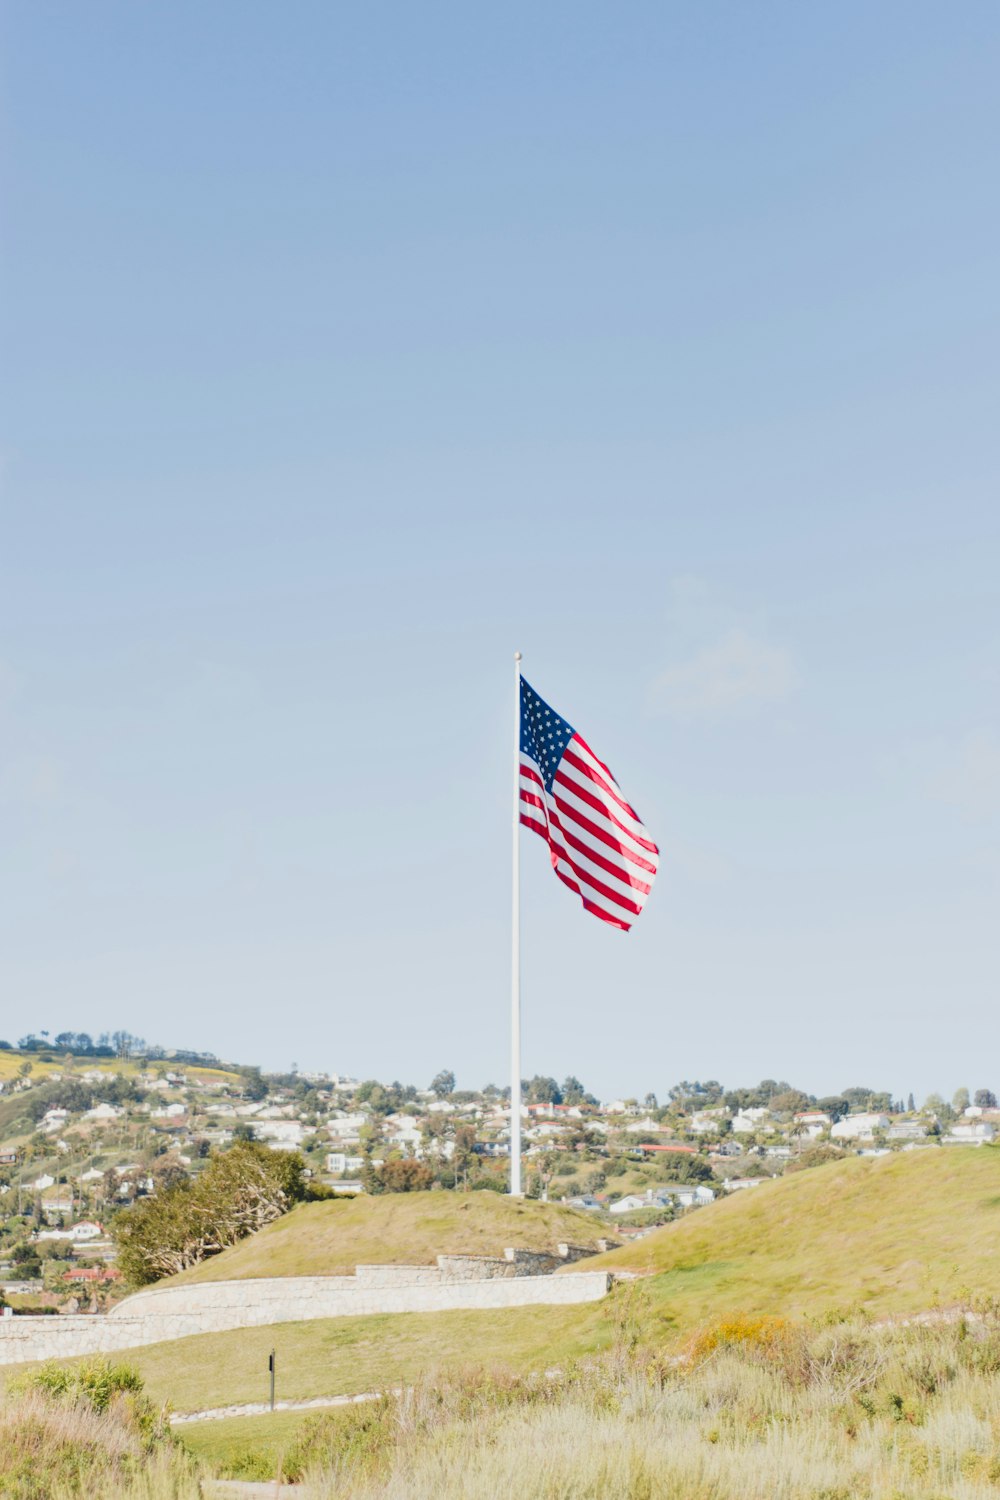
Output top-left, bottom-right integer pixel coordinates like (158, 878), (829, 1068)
(2, 3), (998, 1102)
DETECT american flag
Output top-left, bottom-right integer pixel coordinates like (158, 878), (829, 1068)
(518, 676), (659, 930)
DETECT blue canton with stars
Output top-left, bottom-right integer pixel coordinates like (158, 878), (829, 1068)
(520, 677), (575, 792)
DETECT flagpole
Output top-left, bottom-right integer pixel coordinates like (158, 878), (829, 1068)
(510, 651), (523, 1196)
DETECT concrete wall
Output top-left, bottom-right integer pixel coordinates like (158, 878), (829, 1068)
(0, 1269), (610, 1366)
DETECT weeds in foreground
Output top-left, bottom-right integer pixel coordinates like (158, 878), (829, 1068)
(289, 1317), (1000, 1498)
(10, 1319), (1000, 1498)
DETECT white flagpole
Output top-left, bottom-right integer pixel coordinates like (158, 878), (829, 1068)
(510, 650), (523, 1196)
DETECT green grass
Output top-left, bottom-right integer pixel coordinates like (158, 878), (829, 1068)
(164, 1191), (614, 1284)
(108, 1300), (612, 1412)
(578, 1145), (1000, 1328)
(11, 1146), (1000, 1426)
(178, 1407), (315, 1471)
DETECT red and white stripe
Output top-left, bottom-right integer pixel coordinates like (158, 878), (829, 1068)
(519, 734), (659, 931)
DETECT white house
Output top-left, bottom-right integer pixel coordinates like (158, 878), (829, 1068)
(67, 1220), (104, 1242)
(887, 1121), (926, 1142)
(724, 1177), (764, 1192)
(256, 1120), (305, 1146)
(326, 1114), (367, 1143)
(944, 1121), (996, 1146)
(325, 1152), (364, 1175)
(84, 1103), (125, 1123)
(608, 1194), (649, 1214)
(830, 1113), (889, 1141)
(32, 1173), (55, 1191)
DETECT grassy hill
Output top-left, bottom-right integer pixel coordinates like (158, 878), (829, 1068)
(164, 1191), (617, 1285)
(574, 1145), (1000, 1330)
(9, 1148), (1000, 1426)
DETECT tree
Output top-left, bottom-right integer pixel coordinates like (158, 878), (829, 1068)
(430, 1070), (456, 1099)
(375, 1159), (433, 1193)
(907, 1093), (916, 1113)
(974, 1089), (997, 1109)
(816, 1097), (849, 1123)
(953, 1087), (971, 1113)
(112, 1142), (307, 1285)
(769, 1089), (811, 1116)
(643, 1092), (659, 1111)
(561, 1076), (587, 1106)
(525, 1075), (561, 1104)
(241, 1068), (268, 1102)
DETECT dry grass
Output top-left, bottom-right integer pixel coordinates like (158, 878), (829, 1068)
(0, 1388), (193, 1500)
(237, 1318), (1000, 1499)
(164, 1190), (614, 1284)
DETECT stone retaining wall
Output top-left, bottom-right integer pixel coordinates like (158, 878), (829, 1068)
(0, 1269), (610, 1366)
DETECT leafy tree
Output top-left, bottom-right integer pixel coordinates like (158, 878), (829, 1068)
(907, 1093), (916, 1112)
(643, 1092), (659, 1111)
(561, 1076), (587, 1106)
(953, 1087), (971, 1113)
(815, 1096), (849, 1122)
(841, 1087), (890, 1113)
(525, 1075), (562, 1104)
(974, 1089), (997, 1109)
(768, 1089), (811, 1115)
(241, 1068), (268, 1102)
(430, 1070), (456, 1098)
(375, 1159), (433, 1193)
(112, 1142), (307, 1285)
(232, 1123), (256, 1143)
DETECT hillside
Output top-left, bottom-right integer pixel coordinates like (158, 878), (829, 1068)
(576, 1146), (1000, 1328)
(164, 1191), (618, 1285)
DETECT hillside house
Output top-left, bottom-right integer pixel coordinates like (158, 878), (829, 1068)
(944, 1121), (996, 1145)
(84, 1103), (125, 1123)
(326, 1152), (362, 1176)
(887, 1121), (926, 1141)
(608, 1194), (648, 1214)
(256, 1120), (305, 1148)
(624, 1116), (666, 1135)
(830, 1113), (889, 1141)
(68, 1220), (104, 1241)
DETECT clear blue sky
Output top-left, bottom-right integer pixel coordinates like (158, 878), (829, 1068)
(2, 3), (998, 1102)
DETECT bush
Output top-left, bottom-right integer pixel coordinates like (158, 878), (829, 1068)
(2, 1360), (178, 1498)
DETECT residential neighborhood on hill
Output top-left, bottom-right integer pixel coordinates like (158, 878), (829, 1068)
(0, 1032), (996, 1311)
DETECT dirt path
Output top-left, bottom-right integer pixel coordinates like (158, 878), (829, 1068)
(171, 1388), (390, 1425)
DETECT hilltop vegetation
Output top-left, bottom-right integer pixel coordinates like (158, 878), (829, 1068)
(582, 1147), (1000, 1328)
(163, 1190), (615, 1285)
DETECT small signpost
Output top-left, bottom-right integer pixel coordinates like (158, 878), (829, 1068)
(268, 1349), (276, 1411)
